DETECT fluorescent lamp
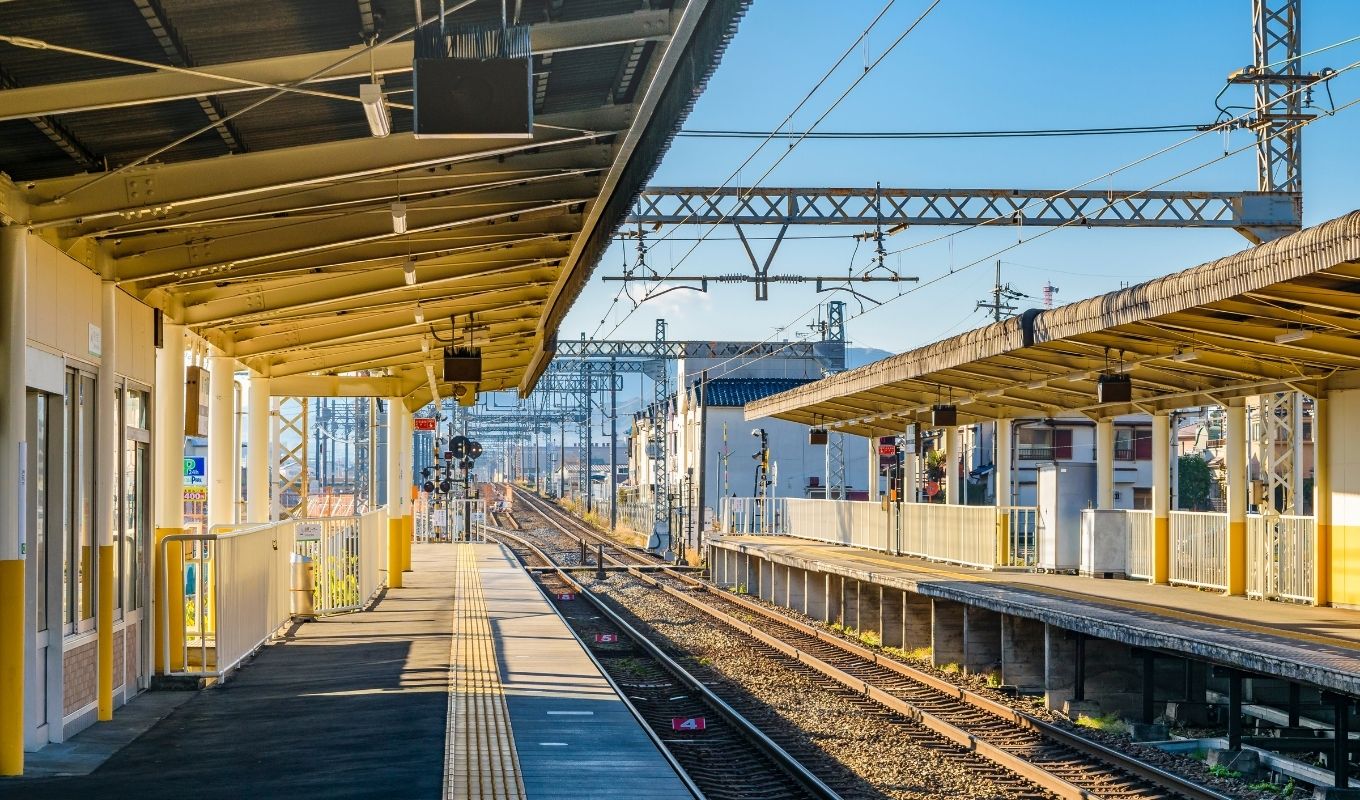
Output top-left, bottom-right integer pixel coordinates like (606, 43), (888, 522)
(1170, 351), (1199, 362)
(403, 257), (416, 286)
(1025, 380), (1047, 390)
(391, 202), (408, 235)
(1274, 330), (1312, 344)
(359, 83), (391, 138)
(414, 305), (424, 324)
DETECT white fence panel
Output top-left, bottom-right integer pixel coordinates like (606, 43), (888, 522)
(782, 498), (893, 552)
(1125, 510), (1155, 581)
(901, 503), (1002, 570)
(1169, 511), (1228, 591)
(1248, 514), (1315, 604)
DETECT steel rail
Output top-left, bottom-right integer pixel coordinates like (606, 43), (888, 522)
(508, 485), (1236, 800)
(484, 523), (842, 800)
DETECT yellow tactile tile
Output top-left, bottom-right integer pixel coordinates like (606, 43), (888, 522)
(445, 545), (526, 800)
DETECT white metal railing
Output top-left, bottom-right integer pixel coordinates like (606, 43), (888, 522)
(1001, 506), (1039, 568)
(719, 496), (779, 535)
(159, 520), (296, 679)
(1248, 514), (1315, 604)
(901, 502), (1003, 569)
(774, 497), (892, 552)
(617, 500), (654, 534)
(1169, 511), (1228, 591)
(1125, 509), (1155, 581)
(293, 510), (388, 615)
(415, 498), (487, 543)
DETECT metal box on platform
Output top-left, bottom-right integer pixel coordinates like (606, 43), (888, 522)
(1079, 509), (1129, 578)
(1036, 462), (1096, 572)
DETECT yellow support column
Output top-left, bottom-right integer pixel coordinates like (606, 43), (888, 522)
(995, 419), (1012, 566)
(0, 226), (23, 775)
(96, 282), (117, 721)
(1313, 396), (1331, 606)
(154, 530), (186, 674)
(1152, 412), (1171, 584)
(388, 519), (404, 589)
(1225, 402), (1248, 596)
(1095, 418), (1115, 509)
(403, 513), (414, 573)
(97, 546), (114, 719)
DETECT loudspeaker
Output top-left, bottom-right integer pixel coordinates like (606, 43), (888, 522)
(931, 404), (957, 427)
(1097, 373), (1132, 404)
(414, 58), (532, 138)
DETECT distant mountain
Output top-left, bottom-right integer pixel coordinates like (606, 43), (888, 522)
(845, 346), (894, 369)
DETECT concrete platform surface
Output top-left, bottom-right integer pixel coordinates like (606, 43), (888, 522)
(712, 535), (1360, 696)
(1, 543), (693, 800)
(467, 543), (695, 800)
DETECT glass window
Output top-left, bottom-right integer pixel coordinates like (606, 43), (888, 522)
(1114, 428), (1135, 461)
(27, 392), (48, 632)
(121, 387), (150, 614)
(79, 373), (95, 627)
(63, 370), (75, 629)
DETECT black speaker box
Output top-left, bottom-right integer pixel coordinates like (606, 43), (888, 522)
(443, 348), (482, 382)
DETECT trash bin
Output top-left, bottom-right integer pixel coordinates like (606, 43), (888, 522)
(290, 552), (316, 619)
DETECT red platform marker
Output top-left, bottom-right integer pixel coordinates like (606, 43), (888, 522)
(594, 633), (619, 643)
(671, 716), (707, 731)
(555, 593), (575, 601)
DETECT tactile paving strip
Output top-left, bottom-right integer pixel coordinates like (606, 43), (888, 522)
(445, 545), (526, 800)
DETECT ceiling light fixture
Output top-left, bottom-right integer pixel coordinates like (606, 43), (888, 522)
(391, 201), (408, 235)
(1170, 350), (1199, 362)
(403, 256), (417, 286)
(1274, 330), (1312, 344)
(414, 305), (424, 324)
(360, 82), (391, 138)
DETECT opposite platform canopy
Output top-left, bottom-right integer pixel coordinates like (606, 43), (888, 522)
(746, 210), (1360, 437)
(0, 0), (750, 409)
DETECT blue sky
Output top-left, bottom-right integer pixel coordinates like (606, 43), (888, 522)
(560, 0), (1360, 355)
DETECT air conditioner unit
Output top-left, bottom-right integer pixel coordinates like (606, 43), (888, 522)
(808, 428), (828, 446)
(931, 404), (957, 427)
(1097, 374), (1132, 404)
(443, 347), (482, 383)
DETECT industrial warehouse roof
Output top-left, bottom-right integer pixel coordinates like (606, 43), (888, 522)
(746, 210), (1360, 437)
(0, 0), (749, 408)
(693, 377), (816, 407)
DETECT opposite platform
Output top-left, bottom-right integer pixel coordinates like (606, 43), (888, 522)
(711, 534), (1360, 696)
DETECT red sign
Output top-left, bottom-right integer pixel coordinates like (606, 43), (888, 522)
(594, 633), (619, 643)
(878, 444), (897, 457)
(413, 418), (437, 431)
(556, 593), (576, 601)
(671, 717), (707, 731)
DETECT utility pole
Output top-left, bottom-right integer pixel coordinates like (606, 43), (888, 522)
(976, 260), (1026, 322)
(609, 357), (618, 531)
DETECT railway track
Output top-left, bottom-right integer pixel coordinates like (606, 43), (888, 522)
(489, 523), (844, 800)
(503, 485), (1239, 800)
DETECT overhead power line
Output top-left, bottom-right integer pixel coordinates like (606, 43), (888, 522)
(677, 124), (1206, 140)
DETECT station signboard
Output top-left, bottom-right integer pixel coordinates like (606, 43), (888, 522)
(413, 418), (437, 431)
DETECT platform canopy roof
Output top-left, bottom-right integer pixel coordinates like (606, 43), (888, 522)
(747, 210), (1360, 438)
(0, 0), (748, 409)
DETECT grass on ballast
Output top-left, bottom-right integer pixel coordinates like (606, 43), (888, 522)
(1073, 711), (1129, 736)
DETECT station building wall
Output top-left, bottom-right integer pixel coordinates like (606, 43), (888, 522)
(18, 231), (158, 748)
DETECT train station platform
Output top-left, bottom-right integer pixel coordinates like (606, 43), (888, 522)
(0, 544), (693, 799)
(709, 534), (1360, 698)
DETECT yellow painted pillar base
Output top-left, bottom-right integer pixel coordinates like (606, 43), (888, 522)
(0, 558), (24, 776)
(387, 520), (403, 589)
(1153, 516), (1170, 585)
(1314, 523), (1331, 607)
(154, 529), (185, 674)
(97, 544), (114, 721)
(402, 514), (413, 572)
(995, 512), (1010, 567)
(1227, 521), (1247, 597)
